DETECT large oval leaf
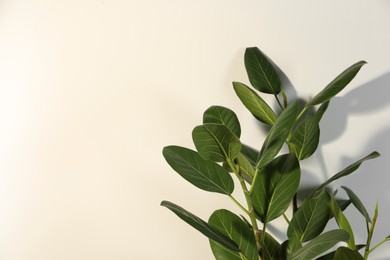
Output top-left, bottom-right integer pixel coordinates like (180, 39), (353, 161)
(244, 47), (282, 94)
(193, 123), (242, 162)
(161, 201), (240, 252)
(163, 146), (234, 194)
(287, 189), (331, 242)
(256, 101), (299, 168)
(203, 105), (241, 138)
(307, 61), (366, 106)
(251, 153), (300, 223)
(288, 116), (320, 160)
(209, 209), (258, 260)
(233, 81), (277, 125)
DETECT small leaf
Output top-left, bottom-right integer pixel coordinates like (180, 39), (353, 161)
(209, 209), (257, 260)
(288, 116), (320, 160)
(342, 186), (371, 223)
(313, 100), (330, 122)
(333, 247), (364, 260)
(236, 153), (255, 183)
(193, 123), (242, 162)
(203, 105), (241, 137)
(288, 230), (350, 260)
(161, 201), (240, 252)
(244, 47), (282, 94)
(337, 199), (352, 212)
(307, 61), (366, 106)
(163, 146), (234, 194)
(233, 81), (277, 125)
(251, 153), (301, 222)
(257, 101), (299, 168)
(241, 144), (259, 166)
(288, 189), (331, 242)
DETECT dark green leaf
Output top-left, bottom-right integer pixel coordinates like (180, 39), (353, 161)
(251, 154), (301, 222)
(307, 61), (366, 106)
(288, 230), (350, 260)
(288, 116), (320, 160)
(233, 81), (277, 125)
(241, 144), (259, 166)
(163, 146), (234, 194)
(236, 153), (255, 183)
(203, 105), (241, 137)
(342, 186), (371, 224)
(256, 101), (299, 168)
(193, 123), (241, 162)
(209, 209), (257, 260)
(333, 247), (364, 260)
(161, 201), (240, 252)
(277, 239), (302, 260)
(287, 189), (331, 242)
(209, 241), (242, 260)
(261, 232), (281, 260)
(337, 199), (352, 212)
(313, 101), (330, 122)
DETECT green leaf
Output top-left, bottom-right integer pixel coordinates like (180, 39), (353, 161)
(307, 61), (366, 106)
(244, 47), (282, 94)
(261, 232), (281, 259)
(251, 153), (301, 222)
(257, 101), (299, 168)
(209, 241), (243, 260)
(288, 230), (350, 260)
(333, 247), (364, 260)
(203, 105), (241, 137)
(193, 123), (242, 162)
(341, 186), (371, 224)
(315, 151), (380, 192)
(287, 189), (331, 242)
(337, 199), (352, 212)
(233, 81), (277, 125)
(161, 201), (240, 252)
(163, 146), (234, 194)
(313, 100), (330, 122)
(209, 209), (257, 260)
(236, 153), (255, 183)
(241, 144), (259, 166)
(288, 116), (320, 160)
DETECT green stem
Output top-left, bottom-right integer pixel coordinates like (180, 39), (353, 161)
(364, 201), (379, 259)
(282, 213), (290, 224)
(274, 94), (284, 111)
(229, 195), (250, 215)
(369, 237), (390, 254)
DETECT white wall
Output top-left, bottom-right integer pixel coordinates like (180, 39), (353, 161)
(0, 1), (389, 259)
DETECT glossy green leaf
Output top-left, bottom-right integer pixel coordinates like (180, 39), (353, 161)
(288, 189), (331, 242)
(261, 232), (281, 259)
(341, 186), (371, 224)
(315, 151), (380, 192)
(161, 201), (240, 252)
(288, 116), (320, 160)
(313, 100), (330, 122)
(244, 47), (282, 94)
(289, 230), (349, 260)
(233, 81), (277, 125)
(203, 105), (241, 137)
(256, 101), (299, 168)
(163, 146), (234, 194)
(251, 153), (300, 222)
(307, 61), (366, 106)
(241, 144), (259, 166)
(193, 123), (241, 162)
(333, 247), (364, 260)
(209, 209), (257, 260)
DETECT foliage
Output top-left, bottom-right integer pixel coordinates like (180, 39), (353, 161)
(161, 47), (388, 259)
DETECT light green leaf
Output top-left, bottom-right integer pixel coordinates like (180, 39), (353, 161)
(307, 61), (366, 106)
(163, 146), (234, 194)
(251, 153), (301, 222)
(333, 247), (364, 260)
(256, 101), (299, 168)
(203, 105), (241, 138)
(341, 186), (371, 224)
(209, 209), (257, 260)
(193, 123), (242, 162)
(161, 201), (240, 252)
(233, 81), (277, 125)
(288, 116), (320, 160)
(288, 230), (349, 260)
(244, 47), (282, 94)
(287, 189), (331, 242)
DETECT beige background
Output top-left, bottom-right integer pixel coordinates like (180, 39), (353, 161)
(0, 1), (390, 259)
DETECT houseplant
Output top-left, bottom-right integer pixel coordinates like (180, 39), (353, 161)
(161, 47), (389, 259)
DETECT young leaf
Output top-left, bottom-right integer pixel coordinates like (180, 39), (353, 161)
(288, 230), (350, 260)
(287, 189), (331, 242)
(193, 123), (242, 162)
(244, 47), (282, 94)
(203, 105), (241, 138)
(306, 61), (366, 106)
(288, 116), (320, 160)
(163, 146), (234, 194)
(233, 81), (277, 125)
(256, 101), (299, 168)
(160, 201), (240, 252)
(333, 247), (364, 260)
(341, 186), (371, 224)
(251, 153), (301, 223)
(315, 151), (380, 192)
(209, 209), (258, 260)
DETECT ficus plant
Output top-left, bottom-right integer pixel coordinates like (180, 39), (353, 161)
(160, 47), (389, 259)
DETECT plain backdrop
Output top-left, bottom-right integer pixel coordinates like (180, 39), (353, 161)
(0, 1), (389, 259)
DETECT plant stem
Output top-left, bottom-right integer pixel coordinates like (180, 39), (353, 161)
(282, 213), (290, 224)
(369, 237), (390, 254)
(229, 195), (250, 215)
(274, 94), (284, 111)
(364, 201), (379, 259)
